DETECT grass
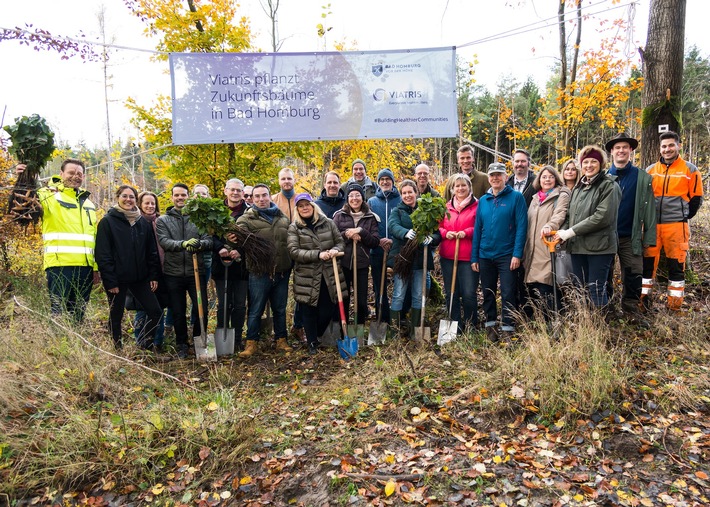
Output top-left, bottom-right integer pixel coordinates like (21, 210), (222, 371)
(1, 232), (709, 502)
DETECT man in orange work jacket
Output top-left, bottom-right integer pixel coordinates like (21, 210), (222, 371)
(642, 131), (703, 311)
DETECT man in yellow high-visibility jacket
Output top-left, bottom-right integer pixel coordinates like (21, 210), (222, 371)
(26, 159), (99, 322)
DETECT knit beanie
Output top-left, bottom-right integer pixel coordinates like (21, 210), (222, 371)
(352, 158), (367, 171)
(346, 184), (365, 201)
(377, 168), (395, 183)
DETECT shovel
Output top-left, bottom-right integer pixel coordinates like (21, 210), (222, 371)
(347, 240), (366, 347)
(413, 244), (431, 342)
(214, 258), (236, 357)
(192, 253), (217, 362)
(438, 237), (460, 346)
(368, 254), (388, 345)
(332, 253), (358, 360)
(542, 232), (561, 316)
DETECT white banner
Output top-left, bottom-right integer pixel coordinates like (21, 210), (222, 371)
(170, 48), (458, 145)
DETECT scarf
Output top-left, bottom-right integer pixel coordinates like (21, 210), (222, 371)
(114, 204), (141, 226)
(256, 203), (281, 223)
(537, 188), (554, 203)
(453, 194), (472, 212)
(281, 188), (295, 199)
(350, 210), (364, 227)
(227, 200), (246, 217)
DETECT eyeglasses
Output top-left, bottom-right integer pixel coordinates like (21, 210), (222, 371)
(244, 194), (252, 198)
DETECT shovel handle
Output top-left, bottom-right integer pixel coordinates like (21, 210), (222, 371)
(352, 239), (358, 323)
(448, 237), (460, 318)
(542, 231), (559, 253)
(192, 253), (207, 342)
(331, 255), (348, 337)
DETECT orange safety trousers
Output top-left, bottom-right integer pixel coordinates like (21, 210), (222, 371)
(642, 222), (689, 310)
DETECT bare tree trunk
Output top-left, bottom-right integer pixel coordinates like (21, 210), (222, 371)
(98, 6), (114, 187)
(557, 0), (583, 158)
(641, 0), (686, 167)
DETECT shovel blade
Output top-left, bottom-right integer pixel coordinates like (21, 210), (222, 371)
(367, 322), (388, 345)
(195, 333), (217, 362)
(320, 322), (340, 347)
(348, 324), (366, 348)
(337, 335), (359, 360)
(214, 328), (236, 356)
(437, 319), (459, 346)
(413, 327), (431, 342)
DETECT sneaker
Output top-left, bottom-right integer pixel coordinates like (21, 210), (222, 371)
(177, 347), (188, 359)
(307, 342), (318, 355)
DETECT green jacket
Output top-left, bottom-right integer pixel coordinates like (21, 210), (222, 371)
(236, 206), (291, 274)
(617, 169), (656, 256)
(565, 171), (621, 256)
(287, 214), (346, 306)
(38, 176), (98, 270)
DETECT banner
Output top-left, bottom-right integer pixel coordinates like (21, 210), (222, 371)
(170, 47), (458, 145)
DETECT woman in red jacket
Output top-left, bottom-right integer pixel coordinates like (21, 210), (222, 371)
(439, 173), (478, 333)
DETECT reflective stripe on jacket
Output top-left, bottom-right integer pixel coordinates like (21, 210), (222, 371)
(37, 176), (98, 270)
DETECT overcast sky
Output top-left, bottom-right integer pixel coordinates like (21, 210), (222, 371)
(2, 0), (708, 148)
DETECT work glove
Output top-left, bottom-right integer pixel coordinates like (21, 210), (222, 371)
(422, 235), (434, 246)
(405, 229), (417, 240)
(556, 229), (576, 242)
(182, 238), (200, 251)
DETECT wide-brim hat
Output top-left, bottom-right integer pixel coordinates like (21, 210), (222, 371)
(605, 133), (639, 152)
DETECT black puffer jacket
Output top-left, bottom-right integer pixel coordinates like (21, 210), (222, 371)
(287, 214), (347, 306)
(95, 207), (160, 290)
(332, 203), (380, 271)
(156, 206), (212, 277)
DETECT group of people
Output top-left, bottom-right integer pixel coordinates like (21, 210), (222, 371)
(27, 129), (702, 358)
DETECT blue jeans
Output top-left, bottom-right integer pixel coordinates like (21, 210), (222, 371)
(246, 271), (289, 341)
(46, 266), (93, 323)
(479, 256), (517, 331)
(441, 258), (478, 328)
(571, 253), (614, 307)
(392, 270), (424, 311)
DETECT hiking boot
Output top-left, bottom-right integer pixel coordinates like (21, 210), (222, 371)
(239, 340), (258, 358)
(275, 337), (293, 353)
(291, 326), (307, 344)
(177, 346), (188, 359)
(307, 342), (319, 355)
(485, 326), (499, 343)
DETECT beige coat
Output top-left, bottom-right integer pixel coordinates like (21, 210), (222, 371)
(523, 186), (571, 286)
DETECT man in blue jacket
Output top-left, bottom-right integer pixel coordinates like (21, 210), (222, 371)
(367, 168), (401, 324)
(471, 163), (528, 342)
